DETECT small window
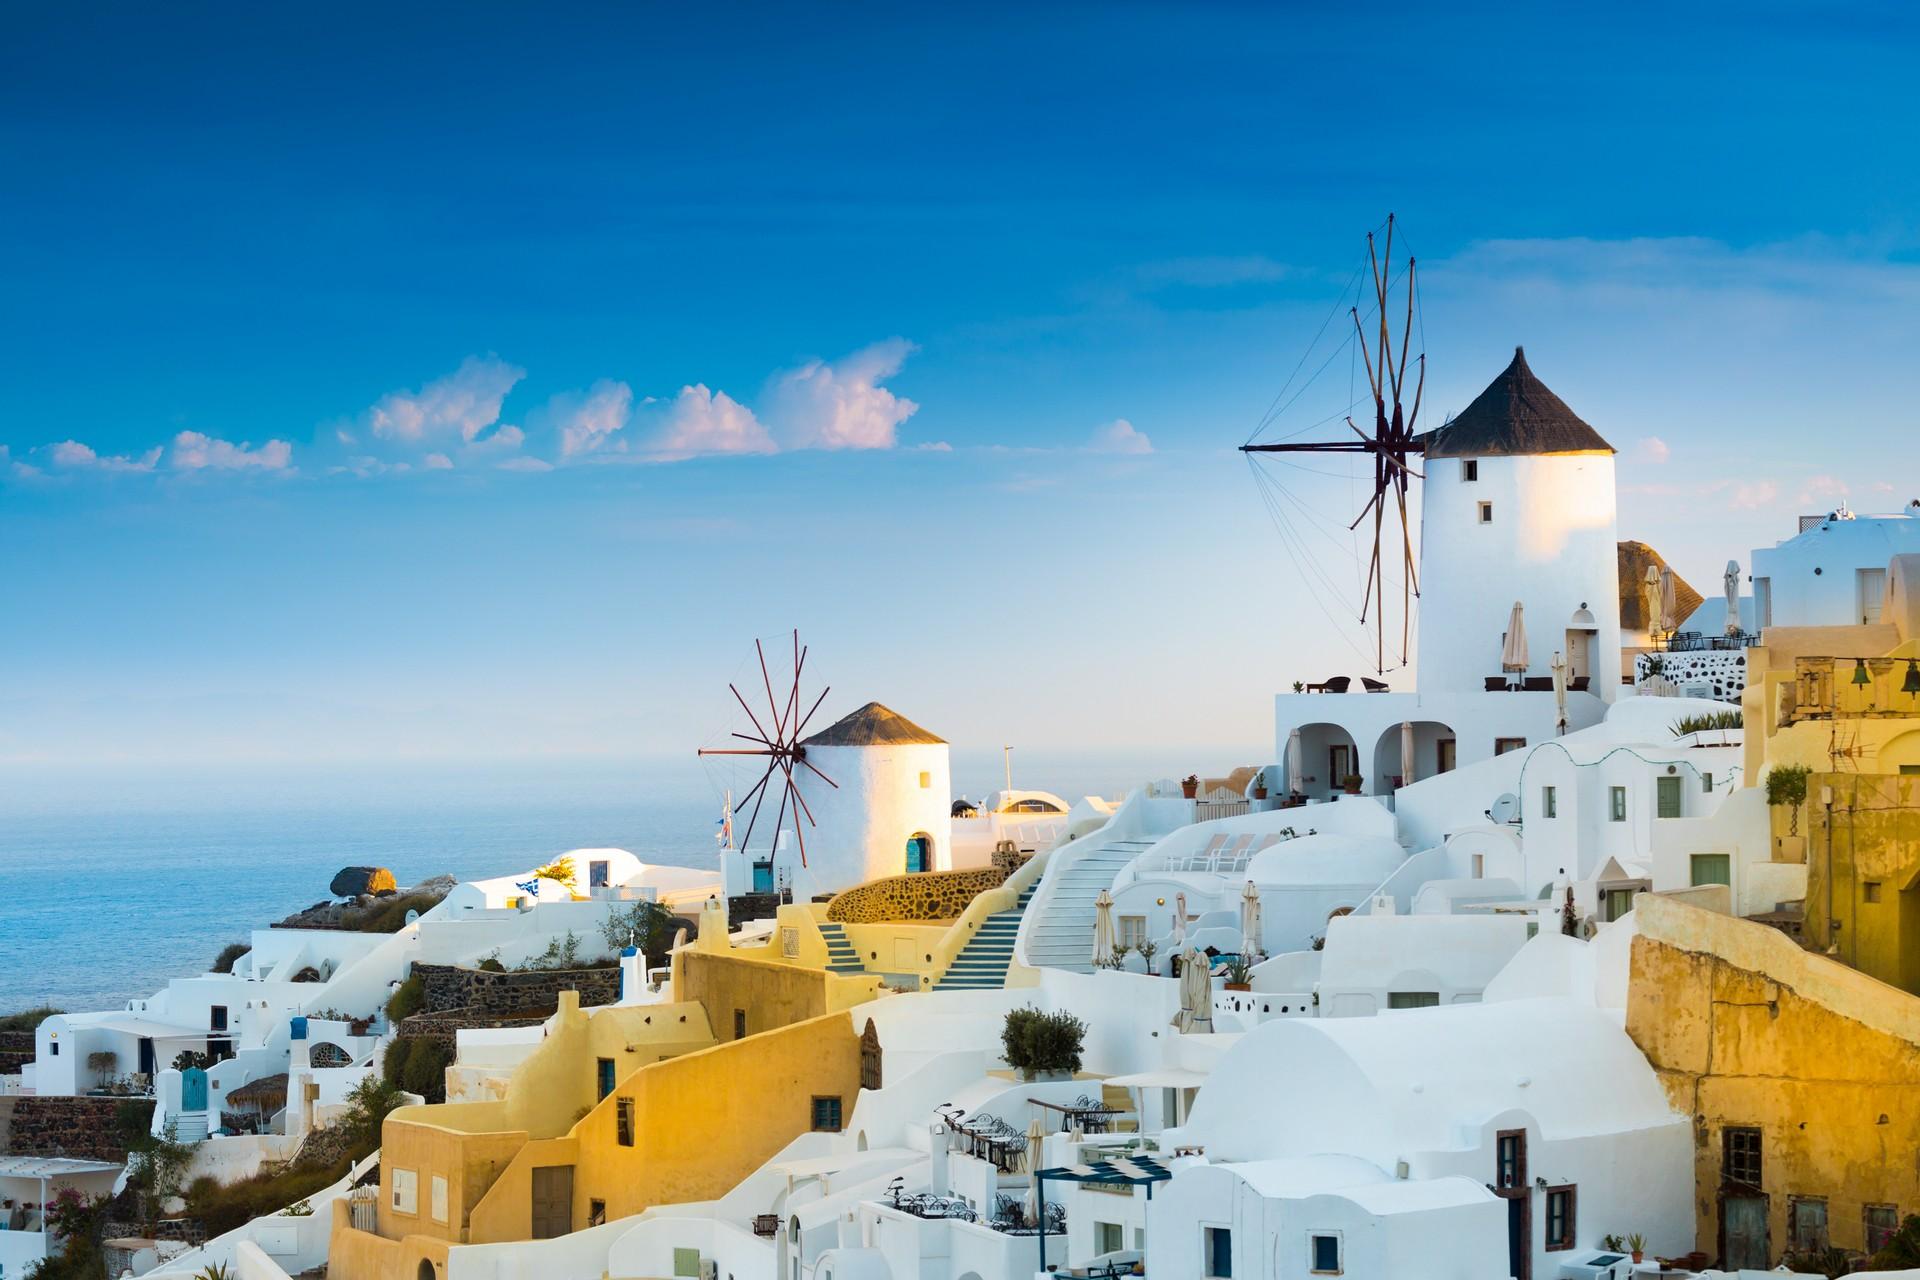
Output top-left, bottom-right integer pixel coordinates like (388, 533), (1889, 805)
(50, 1040), (58, 1057)
(1204, 1226), (1234, 1277)
(1724, 1126), (1763, 1189)
(1496, 1130), (1527, 1189)
(1461, 459), (1479, 482)
(1495, 737), (1527, 755)
(1542, 785), (1557, 819)
(430, 1174), (448, 1224)
(589, 860), (610, 888)
(588, 1198), (607, 1228)
(1604, 887), (1638, 922)
(919, 771), (931, 788)
(1904, 765), (1920, 776)
(811, 1095), (844, 1132)
(390, 1167), (418, 1215)
(1471, 853), (1485, 879)
(1790, 1196), (1829, 1251)
(1702, 771), (1714, 792)
(1691, 854), (1731, 887)
(673, 1247), (702, 1278)
(1545, 1186), (1576, 1250)
(596, 1057), (616, 1100)
(1610, 786), (1628, 822)
(210, 1005), (229, 1031)
(1387, 992), (1439, 1009)
(616, 1097), (635, 1147)
(1309, 1231), (1341, 1274)
(1119, 915), (1147, 948)
(1657, 774), (1683, 818)
(1865, 881), (1883, 904)
(1477, 501), (1493, 524)
(734, 1009), (747, 1040)
(1095, 1221), (1125, 1255)
(1867, 1204), (1900, 1253)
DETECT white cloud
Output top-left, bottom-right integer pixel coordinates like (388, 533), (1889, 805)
(170, 431), (293, 472)
(1631, 436), (1671, 464)
(1088, 418), (1153, 455)
(497, 456), (554, 473)
(1729, 480), (1780, 510)
(766, 339), (918, 450)
(546, 380), (635, 460)
(647, 384), (776, 460)
(47, 440), (161, 472)
(915, 441), (954, 452)
(367, 355), (525, 445)
(1134, 254), (1293, 289)
(1799, 474), (1848, 506)
(423, 453), (454, 470)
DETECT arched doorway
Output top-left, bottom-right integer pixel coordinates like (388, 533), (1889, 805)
(905, 832), (932, 873)
(418, 1260), (436, 1280)
(1289, 723), (1362, 799)
(1371, 721), (1459, 797)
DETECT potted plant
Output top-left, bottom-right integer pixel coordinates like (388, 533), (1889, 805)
(1001, 1007), (1086, 1081)
(1181, 775), (1199, 799)
(1341, 774), (1363, 795)
(1108, 942), (1131, 971)
(1626, 1232), (1646, 1264)
(1252, 777), (1269, 801)
(1222, 956), (1254, 991)
(1292, 680), (1305, 693)
(1135, 939), (1158, 977)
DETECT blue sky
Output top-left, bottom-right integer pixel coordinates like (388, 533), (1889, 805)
(5, 2), (1920, 768)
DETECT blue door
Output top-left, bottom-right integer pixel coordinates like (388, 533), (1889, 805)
(752, 861), (774, 893)
(905, 836), (929, 873)
(596, 1057), (616, 1100)
(181, 1067), (208, 1111)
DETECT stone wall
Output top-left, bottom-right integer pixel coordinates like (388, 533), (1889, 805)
(412, 962), (620, 1017)
(0, 1030), (33, 1076)
(825, 865), (1010, 923)
(0, 1095), (153, 1161)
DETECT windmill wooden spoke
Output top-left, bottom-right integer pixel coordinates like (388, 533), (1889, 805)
(798, 755), (841, 789)
(730, 731), (775, 747)
(1241, 214), (1425, 674)
(697, 629), (836, 868)
(730, 683), (775, 745)
(785, 765), (819, 827)
(756, 639), (786, 739)
(792, 685), (832, 741)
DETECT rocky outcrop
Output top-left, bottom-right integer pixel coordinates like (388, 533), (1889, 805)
(329, 866), (397, 898)
(272, 875), (455, 930)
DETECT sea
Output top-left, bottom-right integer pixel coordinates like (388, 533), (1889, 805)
(0, 748), (1207, 1012)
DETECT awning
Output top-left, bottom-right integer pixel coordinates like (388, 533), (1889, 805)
(1102, 1068), (1211, 1090)
(0, 1156), (123, 1178)
(1037, 1155), (1172, 1188)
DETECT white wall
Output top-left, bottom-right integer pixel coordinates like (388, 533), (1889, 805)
(776, 740), (953, 900)
(1752, 512), (1920, 628)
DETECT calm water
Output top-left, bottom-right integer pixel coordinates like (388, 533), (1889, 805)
(0, 748), (1210, 1011)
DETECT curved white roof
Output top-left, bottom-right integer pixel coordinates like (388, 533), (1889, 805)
(1213, 1153), (1387, 1198)
(1183, 995), (1677, 1165)
(1247, 832), (1406, 888)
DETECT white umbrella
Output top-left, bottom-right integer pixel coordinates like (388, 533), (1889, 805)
(1180, 948), (1214, 1033)
(1169, 892), (1187, 954)
(1399, 720), (1416, 786)
(1239, 880), (1263, 961)
(1660, 567), (1678, 635)
(1551, 650), (1569, 735)
(1286, 727), (1303, 797)
(1501, 601), (1529, 674)
(1643, 565), (1664, 639)
(1092, 889), (1116, 969)
(1724, 559), (1743, 635)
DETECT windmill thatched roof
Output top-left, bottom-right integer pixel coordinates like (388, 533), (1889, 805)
(1422, 348), (1613, 459)
(802, 702), (946, 747)
(1618, 541), (1703, 631)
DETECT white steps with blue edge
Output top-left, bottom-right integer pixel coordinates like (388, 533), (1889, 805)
(1018, 838), (1157, 973)
(933, 884), (1038, 991)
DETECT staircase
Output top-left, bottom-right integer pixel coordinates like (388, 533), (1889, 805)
(172, 1112), (210, 1142)
(816, 921), (866, 974)
(933, 885), (1037, 991)
(1019, 839), (1157, 973)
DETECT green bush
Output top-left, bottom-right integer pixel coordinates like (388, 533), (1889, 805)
(380, 1037), (451, 1102)
(384, 974), (424, 1024)
(348, 891), (443, 933)
(210, 942), (250, 975)
(1000, 1006), (1085, 1077)
(0, 1005), (63, 1033)
(184, 1157), (352, 1239)
(340, 1075), (407, 1150)
(1766, 763), (1813, 835)
(381, 1036), (408, 1088)
(1672, 708), (1742, 735)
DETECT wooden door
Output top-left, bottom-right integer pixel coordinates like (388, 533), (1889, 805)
(1722, 1193), (1768, 1269)
(531, 1165), (573, 1239)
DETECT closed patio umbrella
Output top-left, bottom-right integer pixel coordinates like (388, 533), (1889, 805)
(1551, 650), (1569, 735)
(1239, 880), (1263, 961)
(1724, 559), (1743, 635)
(1501, 601), (1529, 674)
(1286, 727), (1303, 797)
(1399, 720), (1416, 786)
(1169, 892), (1187, 955)
(1643, 564), (1664, 639)
(1660, 567), (1678, 636)
(1171, 947), (1214, 1034)
(1092, 889), (1116, 969)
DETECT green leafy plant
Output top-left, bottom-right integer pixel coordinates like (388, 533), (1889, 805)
(85, 1050), (118, 1088)
(1673, 708), (1742, 735)
(1000, 1006), (1086, 1077)
(1868, 1212), (1920, 1268)
(384, 974), (425, 1024)
(600, 900), (683, 966)
(1766, 763), (1813, 835)
(1780, 1246), (1856, 1278)
(520, 929), (586, 971)
(124, 1120), (196, 1227)
(534, 855), (577, 886)
(1601, 1234), (1624, 1251)
(210, 942), (250, 975)
(341, 1074), (408, 1150)
(0, 1006), (62, 1033)
(1221, 955), (1254, 986)
(1135, 939), (1158, 976)
(173, 1049), (215, 1072)
(195, 1263), (236, 1280)
(1624, 1232), (1645, 1255)
(280, 1198), (315, 1216)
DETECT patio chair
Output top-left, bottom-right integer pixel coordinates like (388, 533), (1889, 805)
(1485, 676), (1512, 691)
(1569, 675), (1591, 692)
(1522, 676), (1553, 692)
(1361, 677), (1389, 692)
(1184, 833), (1228, 871)
(1321, 675), (1352, 693)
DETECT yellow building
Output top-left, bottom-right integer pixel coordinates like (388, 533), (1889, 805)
(1628, 892), (1920, 1268)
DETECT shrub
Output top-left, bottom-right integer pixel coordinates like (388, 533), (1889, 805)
(210, 942), (250, 975)
(0, 1006), (62, 1033)
(124, 1121), (196, 1225)
(600, 900), (682, 966)
(1766, 763), (1813, 834)
(477, 953), (506, 973)
(184, 1156), (352, 1239)
(1870, 1212), (1920, 1269)
(380, 1037), (408, 1089)
(172, 1050), (215, 1072)
(348, 891), (443, 933)
(520, 930), (587, 971)
(534, 855), (577, 886)
(1000, 1007), (1085, 1077)
(399, 1038), (453, 1102)
(340, 1074), (407, 1151)
(384, 974), (425, 1024)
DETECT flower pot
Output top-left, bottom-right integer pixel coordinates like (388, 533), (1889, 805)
(1021, 1068), (1073, 1083)
(1631, 1252), (1643, 1264)
(1224, 982), (1251, 992)
(1181, 781), (1199, 799)
(1253, 786), (1269, 800)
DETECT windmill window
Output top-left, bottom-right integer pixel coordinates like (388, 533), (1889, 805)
(1478, 501), (1493, 524)
(1461, 459), (1478, 482)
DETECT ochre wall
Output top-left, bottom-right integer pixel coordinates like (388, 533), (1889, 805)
(465, 1010), (864, 1242)
(329, 1196), (452, 1280)
(675, 949), (879, 1039)
(1804, 773), (1920, 993)
(1627, 894), (1920, 1261)
(376, 1110), (529, 1246)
